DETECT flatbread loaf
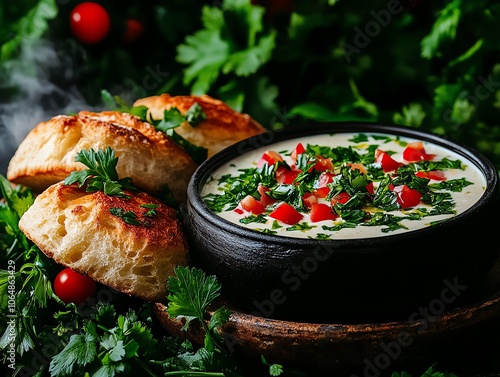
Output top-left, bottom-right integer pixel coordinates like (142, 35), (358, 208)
(7, 112), (197, 202)
(18, 182), (189, 302)
(133, 93), (266, 157)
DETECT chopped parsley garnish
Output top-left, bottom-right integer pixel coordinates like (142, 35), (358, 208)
(203, 133), (479, 237)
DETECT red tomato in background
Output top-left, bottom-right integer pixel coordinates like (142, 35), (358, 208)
(123, 18), (144, 44)
(70, 2), (111, 44)
(269, 202), (303, 225)
(54, 268), (97, 305)
(393, 185), (422, 208)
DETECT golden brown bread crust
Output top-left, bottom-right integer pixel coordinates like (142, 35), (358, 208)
(7, 113), (197, 202)
(18, 182), (189, 302)
(133, 93), (266, 157)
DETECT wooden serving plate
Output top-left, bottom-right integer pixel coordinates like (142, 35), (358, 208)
(154, 255), (500, 372)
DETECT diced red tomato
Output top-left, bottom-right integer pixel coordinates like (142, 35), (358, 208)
(403, 142), (436, 162)
(313, 156), (334, 172)
(366, 181), (374, 194)
(331, 191), (351, 205)
(290, 142), (306, 163)
(258, 150), (283, 168)
(269, 202), (303, 225)
(310, 203), (338, 222)
(257, 184), (276, 206)
(302, 192), (318, 208)
(375, 149), (401, 172)
(315, 172), (335, 188)
(393, 185), (422, 208)
(313, 187), (330, 198)
(275, 166), (299, 184)
(415, 171), (446, 181)
(239, 195), (266, 215)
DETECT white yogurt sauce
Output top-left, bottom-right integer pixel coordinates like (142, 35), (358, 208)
(201, 133), (486, 239)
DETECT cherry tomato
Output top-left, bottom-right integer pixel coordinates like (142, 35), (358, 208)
(54, 268), (97, 305)
(393, 185), (422, 208)
(123, 18), (143, 44)
(375, 149), (401, 172)
(310, 203), (338, 222)
(70, 2), (110, 44)
(415, 170), (446, 181)
(269, 202), (303, 225)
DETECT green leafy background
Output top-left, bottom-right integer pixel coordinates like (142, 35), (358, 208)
(1, 1), (500, 375)
(1, 0), (500, 173)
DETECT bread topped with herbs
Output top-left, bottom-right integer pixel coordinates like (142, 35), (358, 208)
(133, 93), (266, 157)
(6, 112), (197, 203)
(18, 181), (189, 302)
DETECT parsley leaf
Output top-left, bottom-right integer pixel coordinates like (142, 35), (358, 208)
(49, 333), (97, 375)
(176, 0), (275, 94)
(167, 266), (228, 353)
(64, 147), (137, 198)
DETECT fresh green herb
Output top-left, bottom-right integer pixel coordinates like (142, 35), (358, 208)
(100, 91), (208, 165)
(429, 178), (473, 192)
(240, 214), (267, 224)
(109, 208), (143, 226)
(167, 266), (229, 353)
(141, 203), (159, 217)
(64, 147), (137, 198)
(146, 106), (208, 165)
(286, 222), (315, 232)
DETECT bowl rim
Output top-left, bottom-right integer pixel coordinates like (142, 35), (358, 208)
(187, 121), (499, 248)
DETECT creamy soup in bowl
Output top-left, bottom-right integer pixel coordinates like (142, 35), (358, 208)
(186, 122), (500, 322)
(201, 132), (486, 240)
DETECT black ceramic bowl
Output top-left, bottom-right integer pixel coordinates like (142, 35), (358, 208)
(185, 122), (500, 323)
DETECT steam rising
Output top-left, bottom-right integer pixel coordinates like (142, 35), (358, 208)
(0, 39), (100, 175)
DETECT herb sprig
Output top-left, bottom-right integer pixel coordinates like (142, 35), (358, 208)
(64, 147), (137, 198)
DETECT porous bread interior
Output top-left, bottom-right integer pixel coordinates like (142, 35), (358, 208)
(18, 183), (189, 302)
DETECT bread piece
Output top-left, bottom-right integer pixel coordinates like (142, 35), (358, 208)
(7, 113), (197, 202)
(133, 94), (266, 157)
(18, 182), (188, 302)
